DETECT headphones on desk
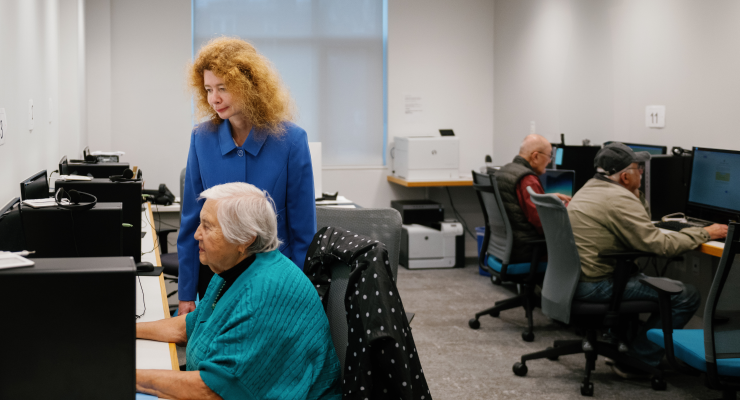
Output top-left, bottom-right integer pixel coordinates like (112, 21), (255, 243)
(109, 168), (142, 183)
(55, 188), (98, 211)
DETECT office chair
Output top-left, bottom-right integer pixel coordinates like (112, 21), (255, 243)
(468, 171), (546, 342)
(157, 167), (186, 298)
(315, 207), (402, 281)
(513, 187), (666, 396)
(644, 222), (740, 400)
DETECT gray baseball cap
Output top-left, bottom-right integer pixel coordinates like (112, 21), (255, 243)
(594, 142), (651, 175)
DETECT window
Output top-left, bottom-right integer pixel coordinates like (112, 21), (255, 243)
(194, 0), (387, 166)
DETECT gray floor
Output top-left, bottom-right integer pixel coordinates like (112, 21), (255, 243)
(395, 259), (728, 400)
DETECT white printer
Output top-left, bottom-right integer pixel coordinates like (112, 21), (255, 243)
(393, 136), (460, 181)
(401, 222), (464, 269)
(392, 200), (464, 269)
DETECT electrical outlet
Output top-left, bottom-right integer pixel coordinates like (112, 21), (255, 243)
(48, 97), (53, 124)
(691, 256), (700, 276)
(0, 108), (7, 146)
(28, 99), (34, 132)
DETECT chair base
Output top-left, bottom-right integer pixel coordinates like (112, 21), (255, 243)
(513, 330), (666, 397)
(469, 283), (540, 342)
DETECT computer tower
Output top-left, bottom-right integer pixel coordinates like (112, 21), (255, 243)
(57, 178), (142, 262)
(644, 154), (693, 220)
(0, 257), (135, 400)
(18, 202), (123, 258)
(63, 161), (130, 178)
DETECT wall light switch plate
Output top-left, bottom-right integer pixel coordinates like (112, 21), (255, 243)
(28, 99), (34, 132)
(48, 97), (53, 124)
(0, 108), (7, 146)
(530, 121), (536, 134)
(646, 105), (665, 128)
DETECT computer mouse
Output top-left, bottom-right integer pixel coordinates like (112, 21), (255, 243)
(136, 262), (154, 272)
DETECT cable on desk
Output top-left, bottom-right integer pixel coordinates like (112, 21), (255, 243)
(142, 205), (160, 255)
(135, 273), (146, 319)
(155, 207), (178, 248)
(444, 187), (476, 240)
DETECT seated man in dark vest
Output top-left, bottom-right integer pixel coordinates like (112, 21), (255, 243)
(496, 134), (571, 261)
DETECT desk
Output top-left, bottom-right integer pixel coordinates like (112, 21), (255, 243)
(138, 203), (178, 371)
(387, 175), (473, 187)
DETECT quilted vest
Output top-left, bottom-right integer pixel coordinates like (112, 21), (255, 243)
(495, 156), (542, 262)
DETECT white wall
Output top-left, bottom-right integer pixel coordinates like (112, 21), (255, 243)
(85, 0), (494, 256)
(0, 0), (86, 204)
(494, 0), (740, 163)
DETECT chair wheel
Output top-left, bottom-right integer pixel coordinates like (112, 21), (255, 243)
(490, 310), (500, 318)
(491, 275), (501, 285)
(468, 319), (480, 329)
(545, 347), (559, 361)
(651, 378), (666, 391)
(522, 331), (535, 342)
(513, 362), (528, 376)
(580, 382), (594, 396)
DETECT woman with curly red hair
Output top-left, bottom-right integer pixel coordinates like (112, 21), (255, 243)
(177, 37), (316, 315)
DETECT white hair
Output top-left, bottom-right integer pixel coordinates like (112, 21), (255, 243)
(198, 182), (282, 254)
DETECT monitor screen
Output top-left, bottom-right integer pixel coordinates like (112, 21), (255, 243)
(19, 170), (48, 200)
(603, 141), (667, 155)
(540, 169), (575, 197)
(554, 145), (601, 193)
(688, 147), (740, 214)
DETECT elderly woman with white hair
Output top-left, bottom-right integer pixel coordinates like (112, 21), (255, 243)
(135, 182), (341, 400)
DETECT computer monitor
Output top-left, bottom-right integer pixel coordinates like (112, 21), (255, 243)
(604, 141), (667, 155)
(19, 170), (49, 200)
(0, 257), (135, 399)
(554, 145), (602, 193)
(687, 147), (740, 217)
(540, 169), (575, 197)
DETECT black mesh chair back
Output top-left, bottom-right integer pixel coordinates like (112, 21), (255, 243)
(316, 207), (402, 280)
(472, 172), (513, 265)
(161, 167), (186, 277)
(325, 259), (351, 377)
(527, 187), (581, 324)
(704, 222), (740, 388)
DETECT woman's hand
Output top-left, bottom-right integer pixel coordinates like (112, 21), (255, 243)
(179, 300), (196, 315)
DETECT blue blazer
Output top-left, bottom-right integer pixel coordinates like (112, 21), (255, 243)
(177, 120), (316, 301)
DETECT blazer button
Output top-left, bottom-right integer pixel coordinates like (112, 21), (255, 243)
(237, 150), (244, 157)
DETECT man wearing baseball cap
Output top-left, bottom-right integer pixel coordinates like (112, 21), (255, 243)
(567, 142), (727, 378)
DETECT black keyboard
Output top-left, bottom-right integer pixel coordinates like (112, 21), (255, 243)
(654, 220), (710, 232)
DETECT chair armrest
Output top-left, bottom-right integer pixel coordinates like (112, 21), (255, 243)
(598, 250), (655, 259)
(157, 229), (178, 254)
(601, 251), (654, 327)
(639, 277), (698, 375)
(639, 276), (683, 295)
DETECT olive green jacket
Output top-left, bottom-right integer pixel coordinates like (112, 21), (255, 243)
(567, 176), (710, 282)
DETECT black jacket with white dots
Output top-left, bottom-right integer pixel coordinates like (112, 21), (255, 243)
(305, 226), (432, 400)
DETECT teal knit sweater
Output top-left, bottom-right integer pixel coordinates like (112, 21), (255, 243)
(185, 250), (341, 399)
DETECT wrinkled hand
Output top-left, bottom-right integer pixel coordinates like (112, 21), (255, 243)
(178, 301), (196, 316)
(554, 193), (572, 205)
(704, 224), (728, 240)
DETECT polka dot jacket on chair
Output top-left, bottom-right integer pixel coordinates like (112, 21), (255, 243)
(304, 226), (433, 400)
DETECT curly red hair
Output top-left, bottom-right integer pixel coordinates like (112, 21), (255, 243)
(189, 37), (295, 134)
